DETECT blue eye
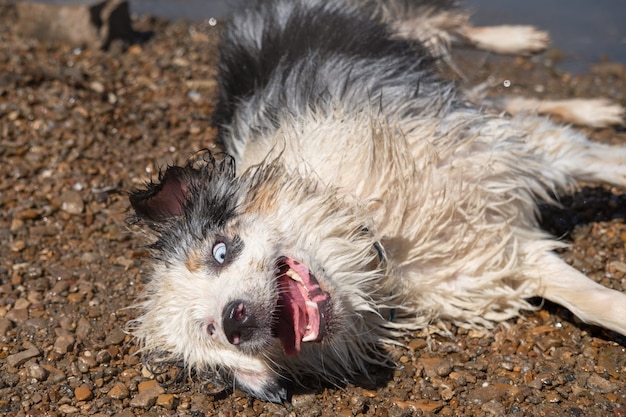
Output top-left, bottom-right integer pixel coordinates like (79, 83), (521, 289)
(212, 242), (227, 264)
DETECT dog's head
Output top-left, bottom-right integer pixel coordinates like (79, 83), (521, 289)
(128, 153), (394, 402)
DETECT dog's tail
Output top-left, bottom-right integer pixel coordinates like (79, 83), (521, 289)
(533, 251), (626, 336)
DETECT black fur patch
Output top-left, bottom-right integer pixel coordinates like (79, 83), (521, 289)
(129, 153), (240, 253)
(212, 0), (439, 152)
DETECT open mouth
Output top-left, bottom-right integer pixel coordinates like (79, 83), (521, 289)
(273, 257), (330, 356)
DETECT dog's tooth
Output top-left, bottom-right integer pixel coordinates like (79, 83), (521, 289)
(302, 331), (318, 342)
(286, 268), (304, 283)
(306, 301), (318, 311)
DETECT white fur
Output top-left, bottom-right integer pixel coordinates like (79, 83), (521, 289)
(461, 25), (550, 55)
(500, 97), (625, 128)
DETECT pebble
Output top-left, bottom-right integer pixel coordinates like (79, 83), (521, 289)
(545, 392), (561, 403)
(14, 298), (30, 310)
(59, 190), (84, 214)
(480, 401), (505, 416)
(129, 380), (165, 408)
(6, 308), (28, 323)
(105, 328), (127, 345)
(25, 361), (48, 380)
(586, 373), (617, 393)
(96, 349), (112, 364)
(76, 317), (92, 340)
(75, 385), (93, 401)
(420, 357), (453, 378)
(54, 334), (75, 355)
(597, 345), (625, 378)
(0, 317), (14, 336)
(6, 347), (41, 368)
(156, 393), (176, 409)
(468, 383), (515, 403)
(77, 354), (97, 372)
(108, 382), (130, 399)
(41, 364), (66, 383)
(58, 404), (79, 413)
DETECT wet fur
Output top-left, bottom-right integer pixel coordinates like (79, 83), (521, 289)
(128, 0), (626, 403)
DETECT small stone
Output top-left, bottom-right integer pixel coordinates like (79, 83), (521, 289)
(468, 383), (513, 403)
(75, 385), (93, 401)
(130, 380), (165, 408)
(77, 354), (97, 372)
(420, 357), (452, 378)
(59, 190), (84, 214)
(41, 364), (66, 383)
(137, 379), (160, 393)
(7, 347), (41, 368)
(545, 392), (561, 403)
(481, 401), (506, 416)
(108, 382), (130, 400)
(67, 292), (85, 303)
(14, 298), (30, 310)
(11, 240), (26, 252)
(527, 378), (543, 390)
(119, 368), (140, 381)
(105, 327), (127, 345)
(6, 308), (29, 323)
(156, 393), (176, 410)
(586, 373), (617, 393)
(598, 345), (625, 378)
(96, 349), (112, 364)
(49, 280), (70, 296)
(90, 81), (105, 93)
(402, 399), (443, 413)
(0, 317), (15, 336)
(291, 393), (316, 408)
(76, 317), (92, 340)
(58, 404), (79, 414)
(439, 383), (455, 401)
(25, 362), (49, 381)
(54, 334), (75, 355)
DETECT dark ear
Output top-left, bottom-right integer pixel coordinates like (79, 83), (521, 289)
(129, 166), (193, 224)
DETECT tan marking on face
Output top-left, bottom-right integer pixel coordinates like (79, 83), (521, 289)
(185, 248), (205, 272)
(244, 174), (285, 215)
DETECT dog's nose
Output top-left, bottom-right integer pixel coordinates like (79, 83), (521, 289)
(223, 300), (257, 345)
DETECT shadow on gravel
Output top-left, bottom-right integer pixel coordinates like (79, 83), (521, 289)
(539, 186), (626, 240)
(537, 185), (626, 346)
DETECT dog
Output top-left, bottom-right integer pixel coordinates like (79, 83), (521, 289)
(128, 0), (626, 403)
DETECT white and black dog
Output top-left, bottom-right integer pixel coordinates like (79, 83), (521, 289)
(128, 0), (626, 403)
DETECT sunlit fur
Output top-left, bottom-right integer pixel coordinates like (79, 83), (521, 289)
(128, 0), (626, 403)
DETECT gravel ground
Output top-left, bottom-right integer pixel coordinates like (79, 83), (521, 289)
(1, 3), (626, 416)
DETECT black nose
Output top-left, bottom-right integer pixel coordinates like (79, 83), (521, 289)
(223, 300), (257, 345)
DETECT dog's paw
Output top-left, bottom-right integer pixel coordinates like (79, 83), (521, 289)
(502, 97), (625, 128)
(464, 25), (550, 55)
(554, 98), (625, 128)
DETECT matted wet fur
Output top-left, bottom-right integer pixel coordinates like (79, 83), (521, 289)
(128, 0), (626, 403)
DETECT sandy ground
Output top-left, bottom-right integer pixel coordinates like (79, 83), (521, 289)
(1, 3), (626, 416)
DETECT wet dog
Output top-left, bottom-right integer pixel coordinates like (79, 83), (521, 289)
(128, 0), (626, 403)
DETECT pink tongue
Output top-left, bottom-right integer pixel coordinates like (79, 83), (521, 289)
(276, 276), (308, 355)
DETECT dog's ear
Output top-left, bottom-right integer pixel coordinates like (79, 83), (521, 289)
(129, 166), (195, 224)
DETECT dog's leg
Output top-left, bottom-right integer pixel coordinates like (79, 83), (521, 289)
(514, 117), (626, 335)
(369, 1), (549, 57)
(459, 25), (550, 55)
(532, 251), (626, 335)
(497, 97), (625, 128)
(504, 115), (626, 187)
